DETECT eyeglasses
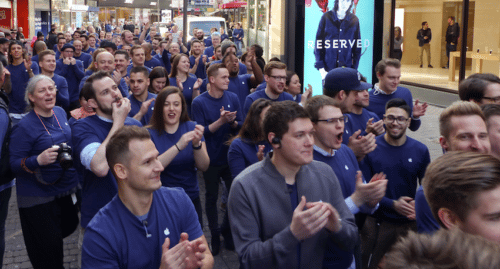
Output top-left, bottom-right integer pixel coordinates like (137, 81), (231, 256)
(482, 96), (500, 103)
(316, 116), (347, 124)
(270, 76), (287, 82)
(383, 115), (409, 124)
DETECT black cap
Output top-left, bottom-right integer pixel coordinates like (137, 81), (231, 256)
(0, 38), (8, 45)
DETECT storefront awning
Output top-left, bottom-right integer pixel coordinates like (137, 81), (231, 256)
(219, 1), (247, 9)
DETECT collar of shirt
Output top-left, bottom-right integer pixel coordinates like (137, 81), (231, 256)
(97, 115), (113, 123)
(372, 83), (396, 96)
(313, 144), (336, 157)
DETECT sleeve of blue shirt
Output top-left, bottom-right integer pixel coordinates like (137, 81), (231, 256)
(81, 226), (120, 268)
(56, 77), (70, 110)
(314, 14), (327, 69)
(31, 62), (40, 75)
(55, 61), (68, 77)
(73, 61), (85, 80)
(0, 109), (8, 154)
(162, 49), (172, 74)
(233, 94), (244, 129)
(227, 139), (247, 180)
(191, 97), (211, 137)
(9, 120), (40, 176)
(118, 78), (129, 97)
(415, 186), (440, 234)
(243, 95), (253, 117)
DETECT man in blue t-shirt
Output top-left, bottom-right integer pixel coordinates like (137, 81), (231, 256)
(243, 61), (290, 116)
(55, 43), (85, 111)
(82, 125), (214, 268)
(128, 66), (155, 125)
(367, 58), (427, 132)
(73, 40), (92, 69)
(322, 67), (376, 162)
(191, 63), (243, 255)
(223, 51), (263, 110)
(38, 50), (70, 112)
(360, 98), (430, 269)
(305, 95), (387, 269)
(72, 71), (142, 231)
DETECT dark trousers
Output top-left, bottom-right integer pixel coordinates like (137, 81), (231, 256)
(360, 216), (417, 269)
(203, 164), (232, 235)
(0, 187), (12, 268)
(190, 196), (203, 228)
(19, 194), (79, 269)
(392, 49), (403, 61)
(446, 43), (457, 67)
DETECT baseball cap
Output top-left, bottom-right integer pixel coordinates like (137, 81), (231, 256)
(323, 67), (372, 95)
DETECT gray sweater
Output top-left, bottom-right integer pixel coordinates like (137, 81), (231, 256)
(228, 155), (358, 269)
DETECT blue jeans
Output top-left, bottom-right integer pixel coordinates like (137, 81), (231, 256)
(446, 43), (457, 67)
(234, 40), (243, 56)
(0, 187), (12, 268)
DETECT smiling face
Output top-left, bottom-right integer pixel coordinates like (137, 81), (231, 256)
(39, 54), (57, 73)
(313, 105), (344, 151)
(354, 89), (370, 108)
(73, 40), (83, 55)
(114, 54), (128, 73)
(123, 138), (164, 193)
(62, 48), (74, 59)
(96, 52), (116, 73)
(377, 66), (401, 93)
(210, 67), (230, 91)
(10, 43), (23, 60)
(384, 107), (410, 141)
(286, 74), (302, 96)
(177, 55), (190, 74)
(151, 77), (167, 94)
(163, 93), (183, 127)
(223, 54), (239, 76)
(29, 79), (57, 114)
(440, 115), (491, 154)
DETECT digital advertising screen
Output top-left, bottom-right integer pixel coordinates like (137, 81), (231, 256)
(304, 0), (375, 96)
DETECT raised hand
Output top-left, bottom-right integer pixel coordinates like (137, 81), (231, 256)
(365, 118), (385, 136)
(413, 99), (428, 118)
(256, 145), (266, 161)
(348, 130), (377, 161)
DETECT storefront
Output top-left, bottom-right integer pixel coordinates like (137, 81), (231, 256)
(0, 0), (12, 33)
(384, 0), (500, 92)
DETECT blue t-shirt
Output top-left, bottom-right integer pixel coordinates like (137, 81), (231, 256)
(227, 138), (272, 180)
(367, 86), (421, 131)
(203, 46), (215, 59)
(210, 60), (247, 75)
(161, 50), (172, 74)
(148, 121), (205, 199)
(126, 64), (152, 77)
(75, 52), (92, 69)
(82, 187), (203, 268)
(191, 91), (243, 166)
(144, 57), (163, 70)
(415, 186), (440, 234)
(55, 58), (85, 103)
(243, 89), (294, 116)
(79, 74), (129, 98)
(71, 115), (142, 228)
(169, 76), (197, 118)
(7, 61), (40, 113)
(255, 82), (266, 92)
(128, 92), (156, 126)
(9, 107), (78, 197)
(52, 73), (70, 111)
(84, 47), (96, 55)
(343, 108), (380, 145)
(360, 135), (430, 223)
(228, 74), (252, 109)
(189, 55), (207, 80)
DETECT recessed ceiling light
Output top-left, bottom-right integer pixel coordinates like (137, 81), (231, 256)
(124, 0), (133, 3)
(150, 2), (157, 5)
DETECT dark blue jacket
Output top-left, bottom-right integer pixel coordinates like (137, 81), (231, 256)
(314, 11), (361, 71)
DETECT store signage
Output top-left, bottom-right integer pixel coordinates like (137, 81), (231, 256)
(0, 8), (10, 29)
(71, 5), (89, 11)
(304, 0), (375, 95)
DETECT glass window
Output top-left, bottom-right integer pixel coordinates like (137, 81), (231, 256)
(190, 21), (225, 36)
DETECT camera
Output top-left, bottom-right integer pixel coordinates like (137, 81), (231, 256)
(57, 142), (73, 170)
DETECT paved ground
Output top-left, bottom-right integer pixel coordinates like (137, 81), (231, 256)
(2, 103), (445, 268)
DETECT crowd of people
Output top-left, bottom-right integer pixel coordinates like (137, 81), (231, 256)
(0, 20), (499, 269)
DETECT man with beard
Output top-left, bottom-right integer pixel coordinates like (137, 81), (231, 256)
(243, 60), (288, 116)
(126, 45), (152, 76)
(128, 66), (155, 125)
(73, 40), (92, 69)
(54, 35), (65, 60)
(72, 71), (142, 232)
(119, 30), (134, 49)
(55, 43), (84, 110)
(210, 42), (247, 75)
(80, 34), (95, 55)
(38, 50), (69, 112)
(187, 29), (205, 53)
(306, 95), (387, 269)
(189, 40), (208, 80)
(78, 51), (128, 98)
(360, 98), (430, 269)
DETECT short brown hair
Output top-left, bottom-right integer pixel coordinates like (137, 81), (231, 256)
(375, 58), (401, 76)
(482, 104), (500, 125)
(264, 61), (287, 76)
(37, 49), (55, 63)
(130, 45), (144, 57)
(304, 95), (337, 123)
(106, 125), (151, 180)
(148, 87), (190, 133)
(207, 63), (226, 80)
(386, 229), (500, 269)
(82, 71), (113, 101)
(439, 101), (485, 139)
(423, 151), (500, 228)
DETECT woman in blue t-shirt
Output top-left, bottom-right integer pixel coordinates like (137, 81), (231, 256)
(9, 75), (79, 268)
(285, 70), (312, 105)
(169, 54), (203, 117)
(227, 98), (273, 180)
(148, 66), (169, 94)
(147, 86), (209, 226)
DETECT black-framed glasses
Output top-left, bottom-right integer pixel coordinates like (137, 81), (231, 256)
(482, 96), (500, 103)
(270, 76), (287, 82)
(316, 116), (347, 124)
(383, 115), (409, 124)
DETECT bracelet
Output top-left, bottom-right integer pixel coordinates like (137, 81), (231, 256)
(192, 142), (202, 150)
(174, 144), (181, 152)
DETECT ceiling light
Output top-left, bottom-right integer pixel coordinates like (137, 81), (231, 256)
(124, 0), (133, 3)
(150, 2), (157, 5)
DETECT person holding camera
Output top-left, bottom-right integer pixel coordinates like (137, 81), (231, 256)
(9, 75), (79, 269)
